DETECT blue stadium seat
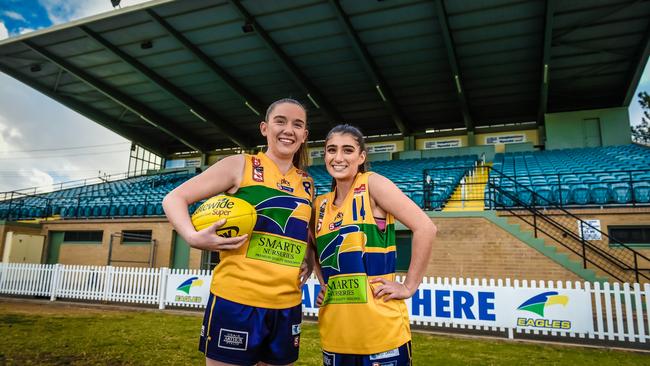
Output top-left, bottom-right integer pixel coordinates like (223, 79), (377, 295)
(590, 183), (610, 204)
(610, 183), (631, 204)
(634, 182), (650, 203)
(571, 184), (590, 205)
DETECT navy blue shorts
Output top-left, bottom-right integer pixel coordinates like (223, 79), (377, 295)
(323, 341), (412, 366)
(199, 293), (302, 365)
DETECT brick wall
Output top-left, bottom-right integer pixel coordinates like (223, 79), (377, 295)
(424, 217), (582, 282)
(501, 208), (650, 283)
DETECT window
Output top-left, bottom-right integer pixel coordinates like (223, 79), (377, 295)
(395, 231), (412, 272)
(609, 226), (650, 248)
(63, 231), (103, 243)
(121, 230), (152, 244)
(201, 251), (220, 270)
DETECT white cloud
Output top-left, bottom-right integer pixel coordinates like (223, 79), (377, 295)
(3, 10), (26, 22)
(0, 21), (8, 40)
(0, 73), (130, 192)
(17, 27), (35, 35)
(22, 168), (55, 192)
(38, 0), (152, 24)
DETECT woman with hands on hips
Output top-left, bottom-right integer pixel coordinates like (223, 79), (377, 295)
(163, 98), (315, 366)
(313, 124), (436, 366)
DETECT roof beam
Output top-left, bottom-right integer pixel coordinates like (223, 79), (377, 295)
(537, 0), (555, 124)
(146, 9), (265, 118)
(22, 40), (206, 153)
(623, 20), (650, 106)
(0, 63), (166, 156)
(435, 0), (473, 131)
(329, 0), (410, 135)
(79, 25), (251, 149)
(552, 0), (642, 43)
(227, 0), (342, 126)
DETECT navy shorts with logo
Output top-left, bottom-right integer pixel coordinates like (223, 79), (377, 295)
(199, 293), (302, 365)
(322, 342), (412, 366)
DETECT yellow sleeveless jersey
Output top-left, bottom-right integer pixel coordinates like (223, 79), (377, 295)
(314, 172), (411, 354)
(210, 152), (313, 309)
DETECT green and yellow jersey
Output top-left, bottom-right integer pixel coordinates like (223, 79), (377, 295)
(210, 152), (313, 309)
(315, 172), (411, 354)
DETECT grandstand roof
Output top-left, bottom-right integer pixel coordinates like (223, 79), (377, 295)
(0, 0), (648, 155)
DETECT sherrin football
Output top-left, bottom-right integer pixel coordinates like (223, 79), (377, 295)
(191, 195), (257, 238)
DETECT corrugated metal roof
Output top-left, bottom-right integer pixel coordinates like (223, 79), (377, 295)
(0, 0), (648, 154)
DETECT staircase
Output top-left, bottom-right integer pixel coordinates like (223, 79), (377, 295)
(443, 164), (490, 212)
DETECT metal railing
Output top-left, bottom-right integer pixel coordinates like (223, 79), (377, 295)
(422, 166), (650, 283)
(0, 171), (195, 221)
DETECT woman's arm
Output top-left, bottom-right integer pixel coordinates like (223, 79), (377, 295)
(162, 154), (249, 251)
(368, 173), (437, 301)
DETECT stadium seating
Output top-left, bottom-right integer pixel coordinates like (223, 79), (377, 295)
(1, 155), (479, 220)
(490, 144), (650, 207)
(0, 171), (195, 220)
(309, 155), (478, 209)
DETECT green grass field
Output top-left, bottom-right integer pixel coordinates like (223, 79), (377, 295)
(0, 300), (646, 365)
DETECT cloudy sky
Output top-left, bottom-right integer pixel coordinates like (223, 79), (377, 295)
(0, 0), (649, 194)
(0, 0), (150, 193)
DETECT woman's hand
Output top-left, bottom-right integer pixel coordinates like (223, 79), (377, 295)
(298, 259), (313, 287)
(370, 277), (414, 302)
(187, 219), (248, 251)
(315, 285), (327, 307)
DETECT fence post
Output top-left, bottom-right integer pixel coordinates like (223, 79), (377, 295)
(103, 266), (114, 302)
(634, 253), (639, 284)
(0, 262), (7, 292)
(579, 222), (587, 269)
(49, 264), (61, 301)
(158, 267), (169, 310)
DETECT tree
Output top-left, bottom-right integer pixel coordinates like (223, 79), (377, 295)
(631, 91), (650, 145)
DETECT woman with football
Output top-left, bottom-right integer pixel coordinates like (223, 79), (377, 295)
(163, 98), (314, 366)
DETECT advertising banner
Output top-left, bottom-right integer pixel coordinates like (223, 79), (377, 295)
(165, 273), (212, 306)
(302, 279), (593, 333)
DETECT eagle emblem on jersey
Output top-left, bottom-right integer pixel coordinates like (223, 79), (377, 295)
(318, 225), (364, 271)
(255, 196), (311, 236)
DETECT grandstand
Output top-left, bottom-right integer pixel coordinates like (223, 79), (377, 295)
(0, 0), (649, 285)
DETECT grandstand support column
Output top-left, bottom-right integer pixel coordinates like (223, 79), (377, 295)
(536, 0), (554, 149)
(403, 136), (415, 151)
(200, 153), (207, 167)
(467, 131), (475, 147)
(537, 124), (547, 147)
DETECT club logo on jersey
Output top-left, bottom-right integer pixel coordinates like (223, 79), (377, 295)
(319, 225), (361, 271)
(353, 184), (366, 196)
(328, 212), (344, 230)
(317, 199), (327, 233)
(256, 196), (311, 236)
(253, 166), (264, 182)
(277, 178), (294, 193)
(252, 157), (264, 182)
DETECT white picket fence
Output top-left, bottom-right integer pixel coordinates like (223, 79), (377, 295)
(1, 262), (648, 346)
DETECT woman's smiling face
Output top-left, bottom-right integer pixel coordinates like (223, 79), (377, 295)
(261, 102), (308, 159)
(324, 132), (366, 180)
